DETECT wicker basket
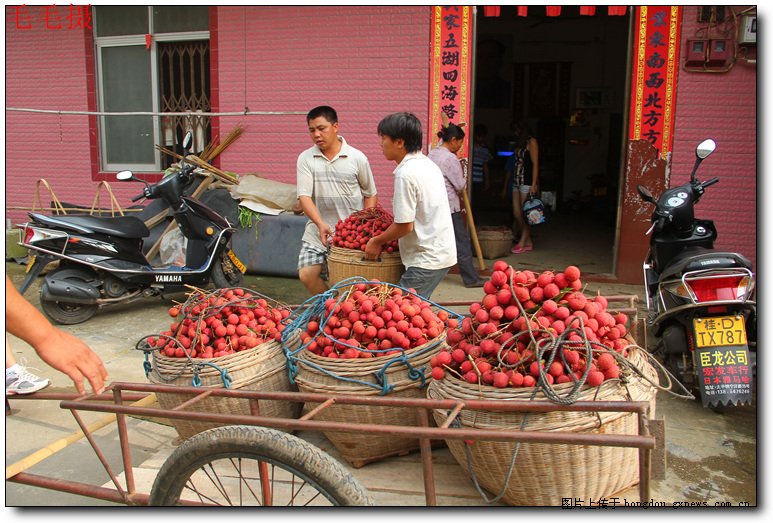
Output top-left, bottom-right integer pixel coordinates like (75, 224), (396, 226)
(426, 347), (658, 506)
(293, 334), (447, 467)
(477, 227), (513, 259)
(148, 339), (301, 440)
(327, 246), (404, 285)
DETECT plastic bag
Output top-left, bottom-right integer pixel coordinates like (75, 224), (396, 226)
(523, 194), (546, 226)
(159, 227), (188, 267)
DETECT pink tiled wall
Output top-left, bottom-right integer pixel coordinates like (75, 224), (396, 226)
(4, 6), (432, 227)
(668, 6), (757, 270)
(211, 6), (432, 203)
(4, 6), (106, 226)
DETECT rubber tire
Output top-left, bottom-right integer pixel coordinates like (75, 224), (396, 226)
(39, 268), (99, 325)
(148, 425), (374, 506)
(211, 254), (244, 289)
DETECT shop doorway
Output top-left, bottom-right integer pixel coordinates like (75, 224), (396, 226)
(471, 7), (630, 275)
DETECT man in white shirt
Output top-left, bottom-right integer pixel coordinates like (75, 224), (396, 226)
(364, 112), (456, 299)
(296, 106), (378, 295)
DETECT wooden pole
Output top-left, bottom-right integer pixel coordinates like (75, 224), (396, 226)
(459, 159), (485, 271)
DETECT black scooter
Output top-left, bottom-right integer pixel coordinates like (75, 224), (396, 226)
(18, 132), (246, 324)
(637, 139), (756, 408)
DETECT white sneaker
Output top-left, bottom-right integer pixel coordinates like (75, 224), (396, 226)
(6, 365), (50, 395)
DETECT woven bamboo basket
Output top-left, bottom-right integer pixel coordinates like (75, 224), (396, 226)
(477, 227), (513, 259)
(293, 334), (447, 467)
(148, 339), (300, 440)
(327, 246), (404, 285)
(426, 347), (658, 506)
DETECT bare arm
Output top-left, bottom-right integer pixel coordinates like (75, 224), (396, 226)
(528, 138), (540, 193)
(5, 276), (107, 394)
(298, 195), (332, 246)
(363, 195), (378, 209)
(363, 222), (413, 260)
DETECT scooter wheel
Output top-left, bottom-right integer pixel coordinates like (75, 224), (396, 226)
(211, 255), (244, 289)
(41, 296), (98, 325)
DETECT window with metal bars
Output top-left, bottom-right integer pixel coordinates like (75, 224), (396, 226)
(93, 5), (210, 172)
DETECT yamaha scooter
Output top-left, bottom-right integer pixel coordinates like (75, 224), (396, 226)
(637, 138), (756, 408)
(18, 132), (246, 324)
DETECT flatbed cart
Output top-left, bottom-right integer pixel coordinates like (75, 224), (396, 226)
(6, 383), (657, 506)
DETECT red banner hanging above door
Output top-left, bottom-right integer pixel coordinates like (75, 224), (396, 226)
(429, 6), (473, 156)
(629, 6), (682, 159)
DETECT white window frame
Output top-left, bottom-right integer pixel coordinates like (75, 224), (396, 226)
(93, 6), (209, 172)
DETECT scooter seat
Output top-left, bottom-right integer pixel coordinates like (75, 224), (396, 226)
(28, 212), (150, 239)
(659, 246), (753, 282)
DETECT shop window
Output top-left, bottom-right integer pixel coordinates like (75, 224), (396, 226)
(93, 6), (210, 172)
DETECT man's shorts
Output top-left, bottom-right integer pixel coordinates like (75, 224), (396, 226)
(297, 241), (329, 280)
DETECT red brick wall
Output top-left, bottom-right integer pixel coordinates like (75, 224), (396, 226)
(669, 6), (757, 270)
(212, 6), (432, 202)
(4, 6), (106, 226)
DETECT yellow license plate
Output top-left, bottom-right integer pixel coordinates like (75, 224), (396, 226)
(25, 254), (37, 273)
(227, 249), (247, 274)
(694, 316), (747, 348)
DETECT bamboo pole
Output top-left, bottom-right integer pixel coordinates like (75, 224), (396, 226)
(461, 188), (485, 271)
(459, 159), (485, 271)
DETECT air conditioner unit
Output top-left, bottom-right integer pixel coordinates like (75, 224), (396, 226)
(739, 14), (756, 45)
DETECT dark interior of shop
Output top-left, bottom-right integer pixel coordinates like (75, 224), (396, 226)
(471, 7), (630, 274)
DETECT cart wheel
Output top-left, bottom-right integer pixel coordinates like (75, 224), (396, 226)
(148, 425), (373, 506)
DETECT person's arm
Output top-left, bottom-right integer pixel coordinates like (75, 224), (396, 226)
(364, 222), (414, 259)
(363, 195), (378, 209)
(298, 195), (332, 246)
(358, 156), (378, 210)
(502, 155), (514, 197)
(446, 156), (467, 193)
(5, 276), (107, 394)
(528, 138), (540, 194)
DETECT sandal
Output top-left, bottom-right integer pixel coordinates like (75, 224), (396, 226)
(511, 245), (533, 254)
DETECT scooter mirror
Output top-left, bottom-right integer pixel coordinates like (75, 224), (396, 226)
(116, 170), (134, 181)
(637, 184), (655, 202)
(182, 131), (193, 151)
(696, 139), (716, 160)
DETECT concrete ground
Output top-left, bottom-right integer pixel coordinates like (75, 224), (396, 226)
(3, 255), (758, 508)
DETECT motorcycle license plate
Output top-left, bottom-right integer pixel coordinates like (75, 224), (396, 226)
(227, 249), (247, 274)
(693, 316), (747, 348)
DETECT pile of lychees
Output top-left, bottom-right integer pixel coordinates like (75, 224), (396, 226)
(332, 206), (399, 253)
(147, 288), (291, 359)
(298, 281), (456, 359)
(430, 261), (632, 389)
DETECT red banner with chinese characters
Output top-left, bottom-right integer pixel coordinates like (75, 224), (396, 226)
(429, 6), (473, 157)
(629, 6), (682, 159)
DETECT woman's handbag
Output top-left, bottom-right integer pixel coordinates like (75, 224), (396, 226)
(523, 193), (546, 225)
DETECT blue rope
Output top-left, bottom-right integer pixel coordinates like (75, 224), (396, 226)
(134, 334), (233, 388)
(280, 279), (463, 395)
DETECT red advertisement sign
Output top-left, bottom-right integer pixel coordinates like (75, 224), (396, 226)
(428, 6), (473, 157)
(629, 6), (682, 159)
